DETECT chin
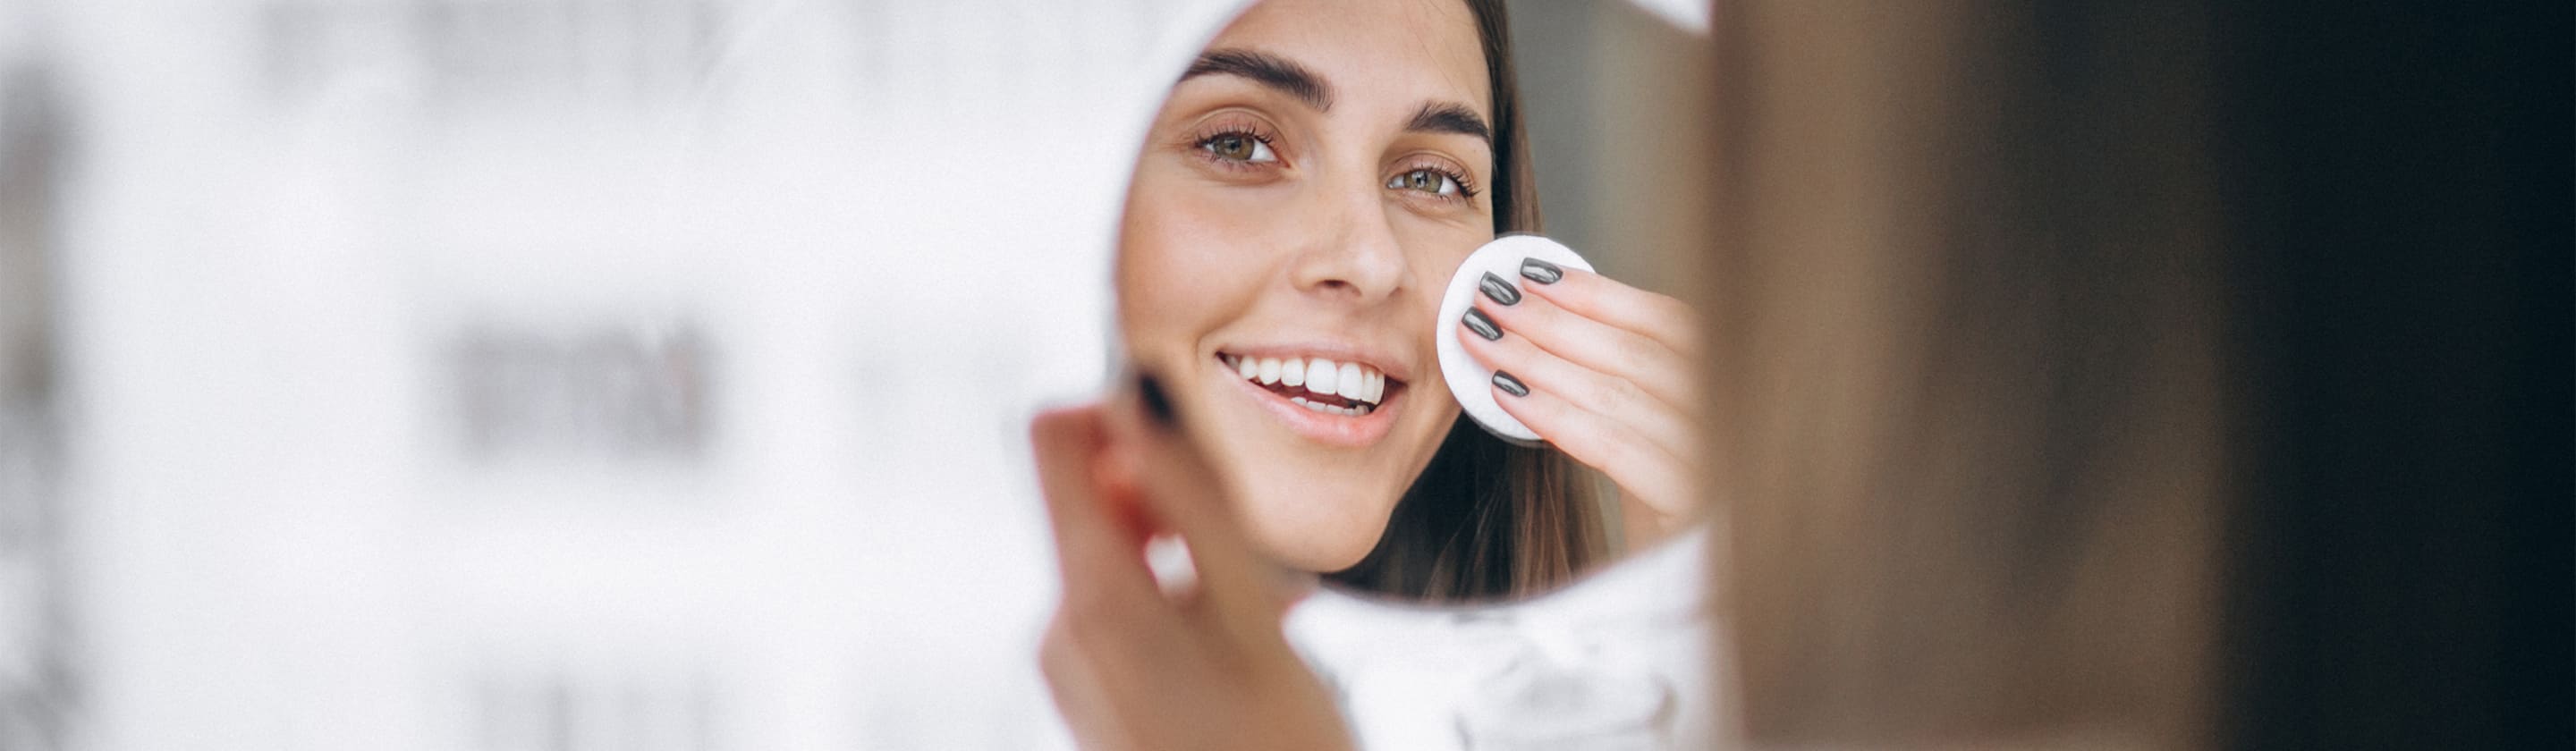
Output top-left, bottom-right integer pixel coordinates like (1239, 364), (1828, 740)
(1229, 477), (1395, 573)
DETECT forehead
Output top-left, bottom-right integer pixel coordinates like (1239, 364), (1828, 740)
(1206, 0), (1490, 118)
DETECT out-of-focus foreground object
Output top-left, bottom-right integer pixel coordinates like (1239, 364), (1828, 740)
(4, 0), (1245, 749)
(1711, 2), (2226, 746)
(1712, 1), (2569, 747)
(3, 2), (73, 748)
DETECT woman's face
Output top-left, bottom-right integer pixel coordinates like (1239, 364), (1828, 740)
(1116, 0), (1496, 571)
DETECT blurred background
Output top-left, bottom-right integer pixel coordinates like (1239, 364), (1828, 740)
(5, 0), (2566, 749)
(0, 0), (1720, 748)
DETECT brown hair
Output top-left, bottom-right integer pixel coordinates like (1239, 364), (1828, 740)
(1712, 2), (2224, 745)
(1322, 0), (1607, 603)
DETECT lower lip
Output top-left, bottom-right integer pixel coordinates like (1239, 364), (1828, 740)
(1216, 358), (1401, 448)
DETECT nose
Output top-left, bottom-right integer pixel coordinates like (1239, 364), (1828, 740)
(1285, 178), (1409, 304)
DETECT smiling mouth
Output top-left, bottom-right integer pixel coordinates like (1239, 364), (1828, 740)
(1217, 352), (1397, 417)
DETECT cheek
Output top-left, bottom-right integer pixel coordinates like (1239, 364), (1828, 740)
(1115, 173), (1268, 365)
(1389, 223), (1490, 398)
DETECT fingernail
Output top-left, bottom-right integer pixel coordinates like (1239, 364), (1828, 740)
(1462, 308), (1503, 341)
(1520, 257), (1563, 284)
(1478, 272), (1521, 306)
(1492, 370), (1529, 397)
(1137, 371), (1179, 426)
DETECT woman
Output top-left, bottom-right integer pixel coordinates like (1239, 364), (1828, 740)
(1035, 0), (1703, 747)
(1107, 0), (1705, 603)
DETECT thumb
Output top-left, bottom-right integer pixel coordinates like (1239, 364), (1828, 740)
(1108, 371), (1301, 639)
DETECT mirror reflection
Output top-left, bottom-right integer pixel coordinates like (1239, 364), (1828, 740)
(1111, 0), (1716, 603)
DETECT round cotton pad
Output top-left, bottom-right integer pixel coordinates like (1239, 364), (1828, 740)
(1436, 235), (1594, 445)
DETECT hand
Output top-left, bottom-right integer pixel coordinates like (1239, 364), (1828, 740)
(1459, 260), (1707, 544)
(1030, 378), (1353, 751)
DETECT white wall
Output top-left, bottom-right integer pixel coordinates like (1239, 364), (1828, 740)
(30, 1), (1241, 748)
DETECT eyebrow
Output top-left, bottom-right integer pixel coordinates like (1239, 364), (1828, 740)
(1180, 47), (1494, 147)
(1407, 101), (1493, 146)
(1182, 48), (1334, 112)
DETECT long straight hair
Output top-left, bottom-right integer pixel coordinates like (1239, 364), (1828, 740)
(1711, 2), (2225, 744)
(1323, 0), (1607, 603)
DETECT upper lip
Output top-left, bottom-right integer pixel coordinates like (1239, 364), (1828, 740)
(1215, 340), (1414, 384)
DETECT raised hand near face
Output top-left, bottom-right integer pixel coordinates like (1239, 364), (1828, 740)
(1458, 259), (1706, 545)
(1031, 376), (1353, 751)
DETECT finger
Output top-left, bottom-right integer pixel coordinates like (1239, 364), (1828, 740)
(1104, 373), (1292, 640)
(1461, 310), (1702, 460)
(1104, 376), (1275, 604)
(1520, 265), (1702, 361)
(1475, 281), (1701, 412)
(1460, 321), (1704, 513)
(1486, 375), (1701, 517)
(1030, 406), (1159, 610)
(1038, 614), (1148, 751)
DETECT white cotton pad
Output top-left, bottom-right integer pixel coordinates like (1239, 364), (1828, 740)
(1435, 234), (1594, 445)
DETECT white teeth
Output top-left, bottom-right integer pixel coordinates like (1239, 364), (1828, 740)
(1307, 359), (1340, 397)
(1288, 396), (1363, 417)
(1226, 351), (1391, 408)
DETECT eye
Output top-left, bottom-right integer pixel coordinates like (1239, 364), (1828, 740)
(1388, 167), (1465, 198)
(1199, 131), (1278, 164)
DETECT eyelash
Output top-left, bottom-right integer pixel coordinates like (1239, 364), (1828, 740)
(1186, 122), (1282, 171)
(1182, 120), (1483, 206)
(1393, 160), (1482, 202)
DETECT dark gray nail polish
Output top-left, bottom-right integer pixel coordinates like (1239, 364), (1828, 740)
(1478, 272), (1521, 306)
(1492, 370), (1529, 397)
(1520, 257), (1563, 284)
(1462, 308), (1503, 341)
